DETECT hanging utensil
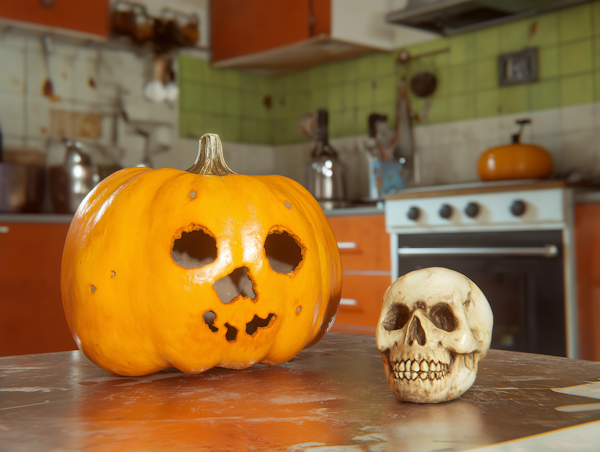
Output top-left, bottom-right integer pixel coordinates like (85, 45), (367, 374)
(41, 35), (56, 99)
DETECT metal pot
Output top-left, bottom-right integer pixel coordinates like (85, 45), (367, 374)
(0, 163), (45, 213)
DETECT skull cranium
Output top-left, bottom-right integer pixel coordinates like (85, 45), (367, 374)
(376, 267), (493, 403)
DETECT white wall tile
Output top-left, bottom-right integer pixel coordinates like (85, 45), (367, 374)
(0, 93), (25, 139)
(561, 103), (596, 133)
(0, 47), (25, 95)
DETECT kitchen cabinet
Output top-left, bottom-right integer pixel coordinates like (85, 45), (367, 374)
(574, 203), (600, 362)
(327, 213), (391, 335)
(0, 0), (109, 38)
(211, 0), (397, 74)
(0, 222), (77, 357)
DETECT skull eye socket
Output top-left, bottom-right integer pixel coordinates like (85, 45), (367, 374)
(264, 230), (303, 274)
(429, 303), (457, 332)
(382, 304), (410, 331)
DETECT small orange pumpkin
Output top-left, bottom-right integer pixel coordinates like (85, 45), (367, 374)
(477, 119), (553, 181)
(61, 134), (342, 376)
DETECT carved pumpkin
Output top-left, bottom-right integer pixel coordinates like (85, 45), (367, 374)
(61, 134), (342, 376)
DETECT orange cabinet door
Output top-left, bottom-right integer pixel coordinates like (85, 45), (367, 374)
(211, 0), (331, 62)
(327, 214), (390, 271)
(0, 0), (109, 37)
(575, 203), (600, 361)
(0, 222), (77, 357)
(330, 275), (390, 335)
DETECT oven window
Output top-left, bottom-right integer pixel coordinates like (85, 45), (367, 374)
(467, 272), (526, 351)
(396, 230), (566, 356)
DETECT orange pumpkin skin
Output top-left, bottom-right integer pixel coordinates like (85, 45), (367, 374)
(477, 144), (553, 181)
(61, 135), (342, 376)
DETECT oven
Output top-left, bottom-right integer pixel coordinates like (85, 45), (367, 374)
(385, 181), (579, 358)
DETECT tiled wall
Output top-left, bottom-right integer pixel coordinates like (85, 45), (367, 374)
(180, 1), (600, 147)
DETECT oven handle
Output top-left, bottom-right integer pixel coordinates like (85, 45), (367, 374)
(398, 245), (558, 258)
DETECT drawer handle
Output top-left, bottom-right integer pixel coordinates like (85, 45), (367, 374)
(0, 226), (8, 233)
(337, 242), (357, 249)
(340, 298), (357, 306)
(398, 245), (558, 258)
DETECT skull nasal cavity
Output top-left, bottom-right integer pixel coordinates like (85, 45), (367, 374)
(265, 231), (303, 274)
(213, 267), (256, 304)
(407, 316), (426, 346)
(172, 228), (217, 269)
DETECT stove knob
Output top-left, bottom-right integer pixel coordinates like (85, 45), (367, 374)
(510, 200), (526, 217)
(464, 202), (480, 218)
(407, 206), (420, 221)
(439, 204), (453, 219)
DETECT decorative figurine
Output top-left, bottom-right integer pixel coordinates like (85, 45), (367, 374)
(376, 267), (493, 403)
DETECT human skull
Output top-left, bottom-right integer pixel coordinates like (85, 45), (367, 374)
(376, 267), (493, 403)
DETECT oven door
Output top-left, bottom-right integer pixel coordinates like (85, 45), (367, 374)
(396, 230), (566, 357)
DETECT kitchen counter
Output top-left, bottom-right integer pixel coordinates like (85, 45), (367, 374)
(1, 333), (600, 451)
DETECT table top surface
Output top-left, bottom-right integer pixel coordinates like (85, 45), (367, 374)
(1, 333), (600, 452)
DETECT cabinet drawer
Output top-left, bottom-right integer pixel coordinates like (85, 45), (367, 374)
(0, 223), (69, 298)
(328, 215), (390, 271)
(330, 275), (391, 336)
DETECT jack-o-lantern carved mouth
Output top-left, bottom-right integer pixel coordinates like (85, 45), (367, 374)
(202, 310), (277, 342)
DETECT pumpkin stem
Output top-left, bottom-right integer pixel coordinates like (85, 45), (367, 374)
(186, 133), (236, 176)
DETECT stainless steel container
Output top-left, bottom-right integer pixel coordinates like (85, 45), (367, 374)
(49, 141), (99, 214)
(0, 163), (45, 213)
(305, 110), (346, 210)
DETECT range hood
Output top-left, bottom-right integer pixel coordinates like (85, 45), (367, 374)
(386, 0), (592, 36)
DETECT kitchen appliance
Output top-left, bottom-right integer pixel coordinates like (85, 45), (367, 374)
(0, 163), (45, 213)
(385, 180), (579, 358)
(385, 0), (591, 36)
(305, 109), (347, 210)
(49, 140), (99, 214)
(478, 119), (553, 181)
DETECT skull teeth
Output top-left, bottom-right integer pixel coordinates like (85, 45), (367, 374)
(391, 359), (449, 381)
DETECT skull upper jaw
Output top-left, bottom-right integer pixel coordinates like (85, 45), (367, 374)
(382, 343), (480, 404)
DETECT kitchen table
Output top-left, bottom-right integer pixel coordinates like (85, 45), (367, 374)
(1, 333), (600, 451)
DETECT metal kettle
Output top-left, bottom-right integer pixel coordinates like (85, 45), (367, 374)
(305, 110), (346, 210)
(49, 140), (99, 214)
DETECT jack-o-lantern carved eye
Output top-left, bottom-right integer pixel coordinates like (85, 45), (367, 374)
(264, 230), (303, 274)
(172, 227), (217, 269)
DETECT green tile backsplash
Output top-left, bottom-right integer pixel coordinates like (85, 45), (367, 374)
(180, 0), (600, 145)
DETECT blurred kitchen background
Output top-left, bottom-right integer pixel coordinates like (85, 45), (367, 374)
(2, 0), (600, 362)
(1, 0), (598, 203)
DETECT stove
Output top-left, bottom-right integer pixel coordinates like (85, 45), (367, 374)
(384, 179), (579, 358)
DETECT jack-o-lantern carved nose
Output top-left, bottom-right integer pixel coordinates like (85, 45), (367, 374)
(213, 267), (256, 304)
(407, 315), (426, 346)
